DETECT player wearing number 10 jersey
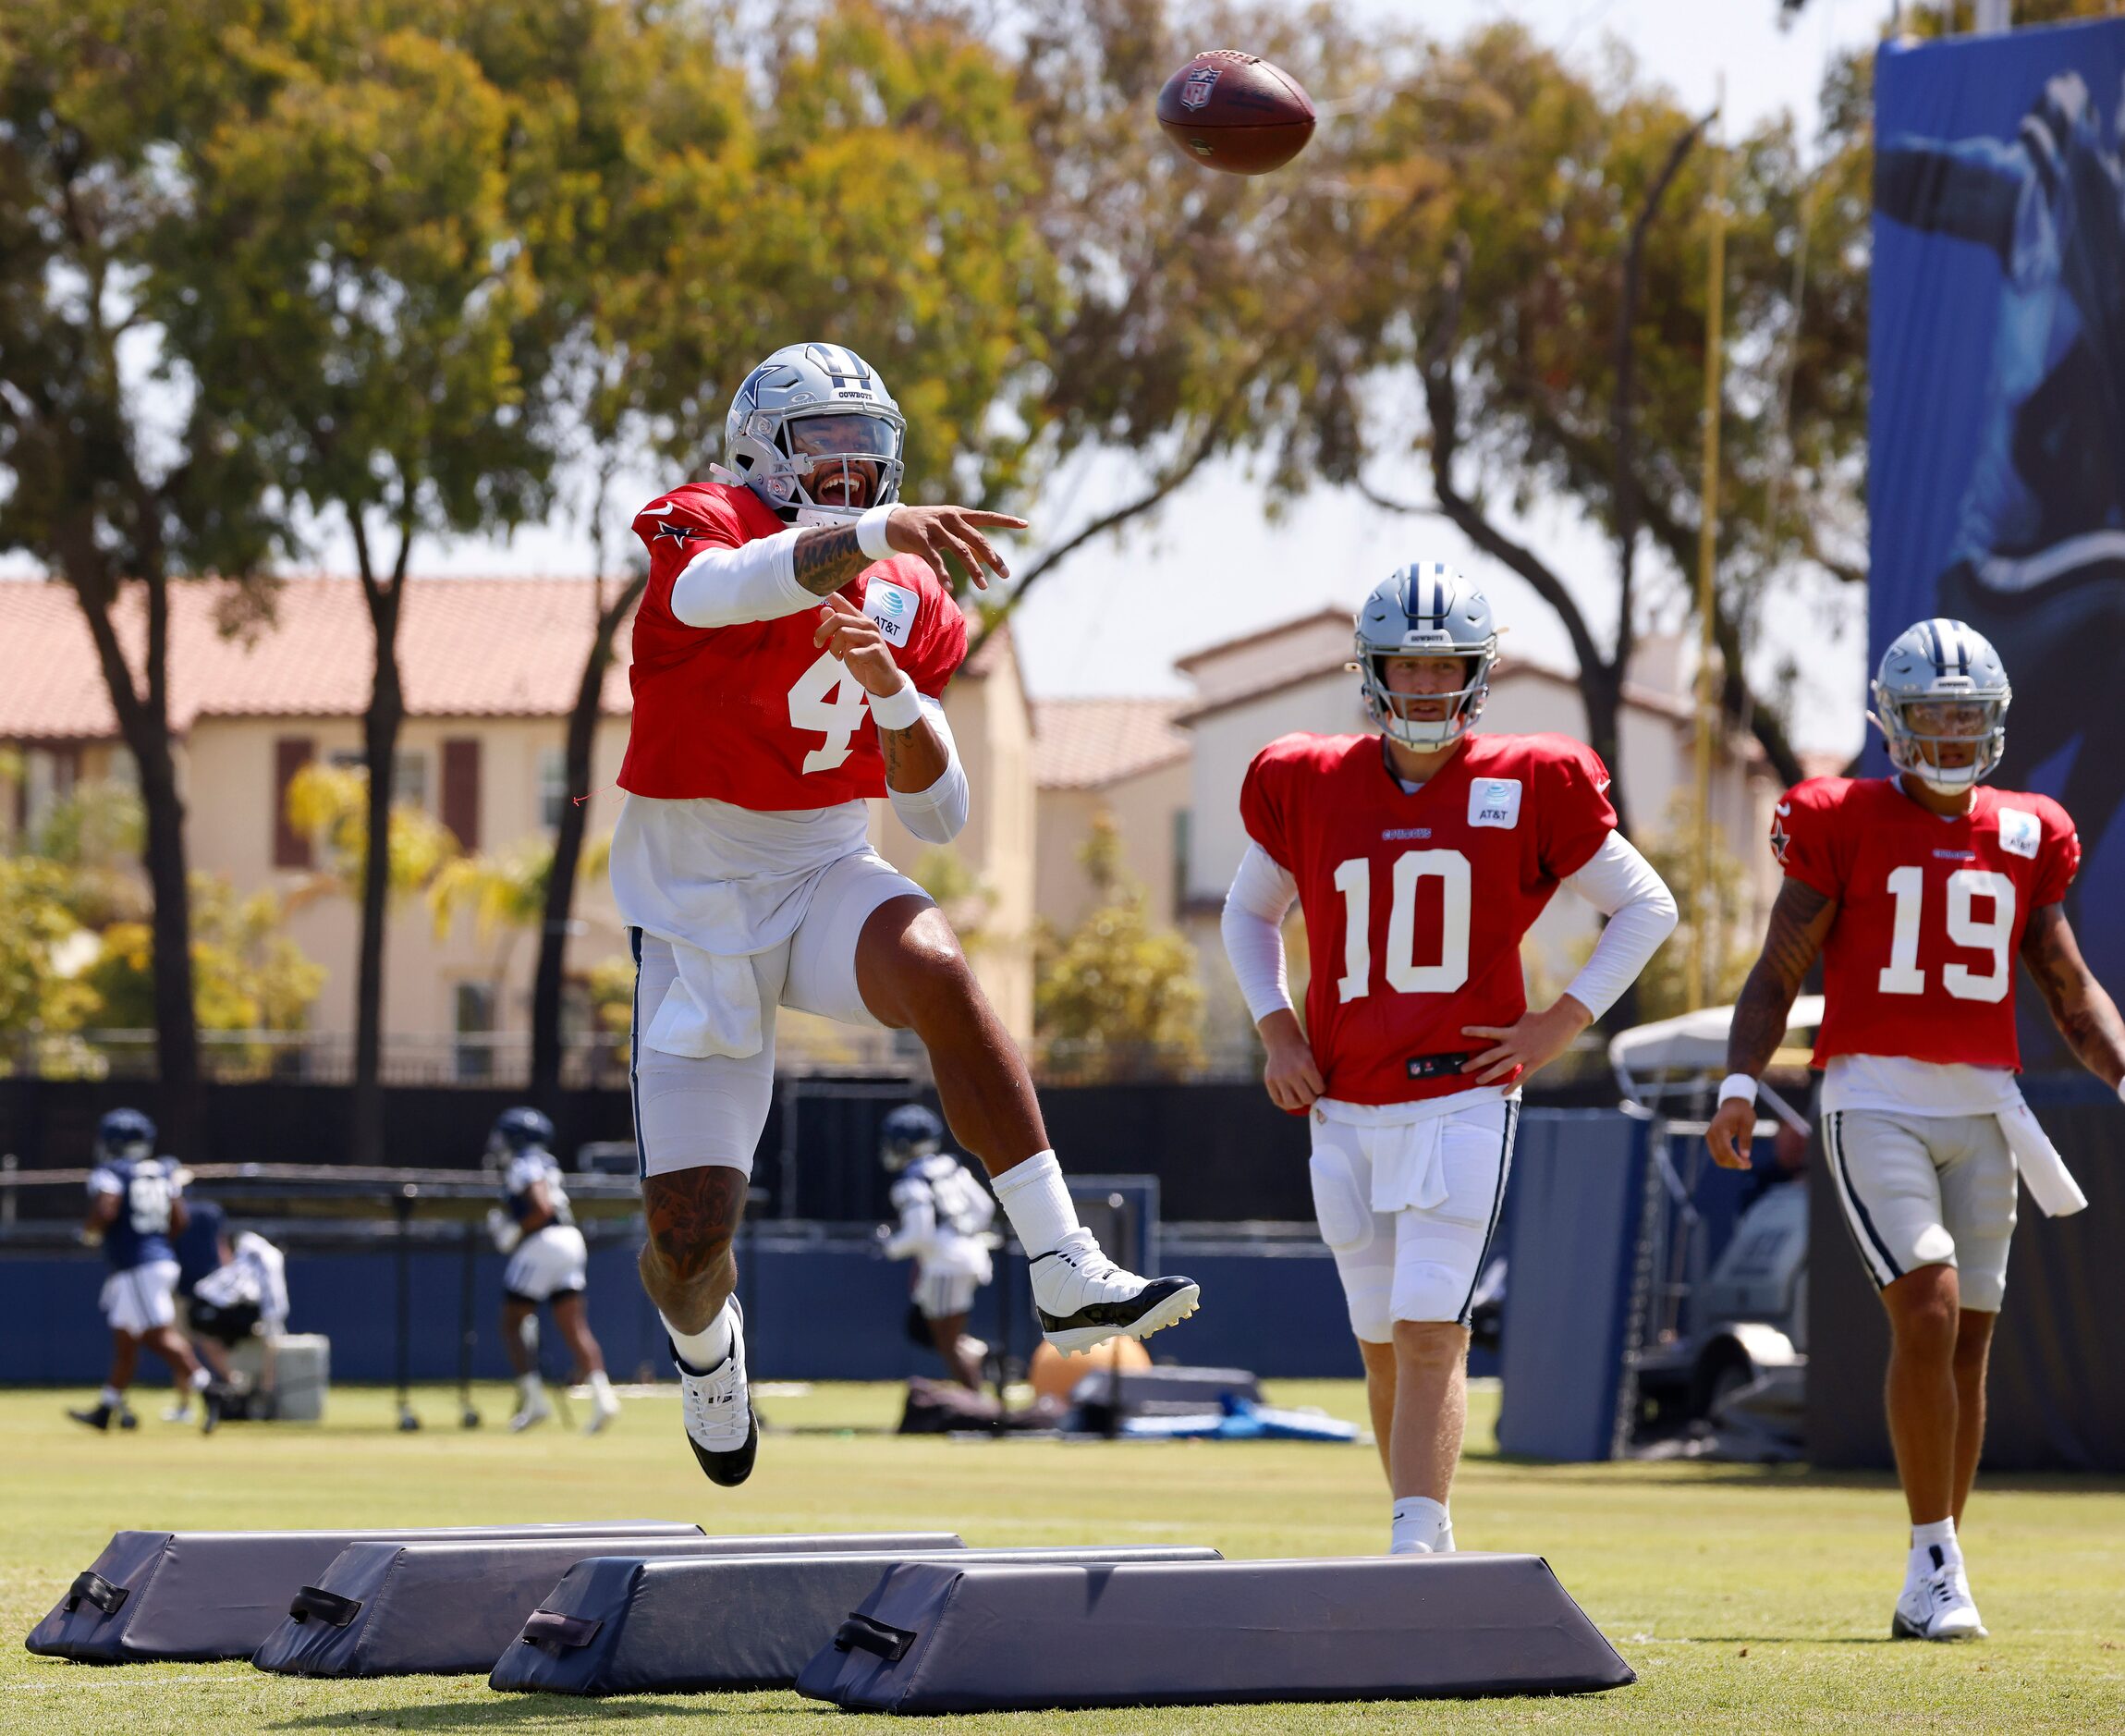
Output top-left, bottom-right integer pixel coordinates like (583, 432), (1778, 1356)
(1707, 617), (2125, 1644)
(1221, 564), (1678, 1558)
(614, 342), (1198, 1491)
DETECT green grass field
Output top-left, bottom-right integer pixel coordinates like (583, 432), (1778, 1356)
(4, 1379), (2120, 1734)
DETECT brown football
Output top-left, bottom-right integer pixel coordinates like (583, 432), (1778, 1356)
(1155, 50), (1316, 177)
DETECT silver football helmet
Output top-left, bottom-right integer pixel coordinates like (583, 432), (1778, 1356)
(1353, 562), (1499, 749)
(1870, 617), (2011, 794)
(723, 342), (907, 525)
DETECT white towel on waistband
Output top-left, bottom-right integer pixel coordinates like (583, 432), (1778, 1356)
(642, 941), (765, 1060)
(1997, 1093), (2088, 1218)
(1367, 1116), (1453, 1216)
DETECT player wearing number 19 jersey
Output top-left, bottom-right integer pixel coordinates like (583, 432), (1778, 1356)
(1222, 564), (1678, 1557)
(615, 342), (1197, 1492)
(1708, 617), (2125, 1644)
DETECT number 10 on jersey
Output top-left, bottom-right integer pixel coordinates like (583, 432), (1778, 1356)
(1334, 850), (1473, 1001)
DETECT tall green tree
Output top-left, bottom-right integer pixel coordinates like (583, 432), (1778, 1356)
(0, 0), (288, 1152)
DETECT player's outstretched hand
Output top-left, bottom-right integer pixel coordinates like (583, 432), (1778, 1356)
(813, 593), (909, 697)
(885, 505), (1028, 591)
(1462, 996), (1594, 1087)
(1258, 1009), (1325, 1114)
(1704, 1097), (1756, 1170)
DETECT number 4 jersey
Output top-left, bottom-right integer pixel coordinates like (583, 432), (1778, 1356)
(618, 481), (967, 807)
(1240, 730), (1617, 1105)
(1775, 777), (2080, 1070)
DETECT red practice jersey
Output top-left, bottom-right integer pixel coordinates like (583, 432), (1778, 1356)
(618, 482), (967, 806)
(1774, 777), (2080, 1070)
(1240, 731), (1617, 1106)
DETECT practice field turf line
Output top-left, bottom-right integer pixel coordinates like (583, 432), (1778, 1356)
(3, 1383), (2120, 1733)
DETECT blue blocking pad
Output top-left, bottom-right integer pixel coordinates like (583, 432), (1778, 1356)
(489, 1546), (1222, 1695)
(25, 1523), (703, 1664)
(250, 1533), (963, 1677)
(796, 1554), (1636, 1711)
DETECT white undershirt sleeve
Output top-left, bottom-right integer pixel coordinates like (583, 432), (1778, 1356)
(884, 695), (970, 844)
(668, 527), (814, 628)
(1560, 830), (1680, 1021)
(1220, 843), (1301, 1025)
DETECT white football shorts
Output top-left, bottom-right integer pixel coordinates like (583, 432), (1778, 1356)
(504, 1225), (590, 1303)
(1308, 1097), (1518, 1340)
(914, 1265), (983, 1320)
(101, 1260), (180, 1336)
(1823, 1109), (2016, 1312)
(631, 849), (930, 1180)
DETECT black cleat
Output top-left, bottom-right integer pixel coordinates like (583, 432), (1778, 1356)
(67, 1404), (113, 1432)
(1030, 1231), (1202, 1354)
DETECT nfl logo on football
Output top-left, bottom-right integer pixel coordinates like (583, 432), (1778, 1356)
(1180, 67), (1220, 110)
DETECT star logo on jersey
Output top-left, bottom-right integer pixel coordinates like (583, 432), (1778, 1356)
(1769, 817), (1790, 864)
(651, 520), (704, 547)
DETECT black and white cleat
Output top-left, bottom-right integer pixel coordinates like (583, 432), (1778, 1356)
(1890, 1548), (1986, 1642)
(1030, 1229), (1201, 1356)
(673, 1301), (758, 1487)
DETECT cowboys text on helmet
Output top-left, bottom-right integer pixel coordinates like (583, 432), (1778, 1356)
(1352, 563), (1500, 750)
(1870, 617), (2012, 795)
(724, 343), (907, 527)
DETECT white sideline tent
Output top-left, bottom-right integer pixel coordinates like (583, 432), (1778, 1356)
(1608, 997), (1824, 1132)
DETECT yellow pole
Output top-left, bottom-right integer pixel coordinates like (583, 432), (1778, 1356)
(1690, 96), (1727, 1012)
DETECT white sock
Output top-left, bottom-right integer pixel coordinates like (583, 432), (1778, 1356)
(1391, 1497), (1450, 1556)
(190, 1366), (212, 1391)
(99, 1386), (124, 1410)
(666, 1301), (734, 1375)
(1910, 1517), (1960, 1575)
(517, 1372), (543, 1403)
(992, 1152), (1081, 1255)
(589, 1370), (616, 1403)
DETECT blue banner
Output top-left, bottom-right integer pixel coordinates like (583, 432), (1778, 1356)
(1871, 18), (2125, 1029)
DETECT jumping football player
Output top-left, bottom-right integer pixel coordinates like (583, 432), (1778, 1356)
(615, 342), (1198, 1485)
(70, 1108), (215, 1434)
(1707, 618), (2125, 1642)
(1221, 564), (1678, 1556)
(485, 1106), (621, 1435)
(877, 1104), (999, 1392)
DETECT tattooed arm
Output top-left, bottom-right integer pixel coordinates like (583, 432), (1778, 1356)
(1705, 879), (1838, 1168)
(793, 504), (1026, 597)
(2020, 903), (2125, 1091)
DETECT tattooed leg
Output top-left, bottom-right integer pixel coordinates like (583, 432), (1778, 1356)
(640, 1166), (749, 1335)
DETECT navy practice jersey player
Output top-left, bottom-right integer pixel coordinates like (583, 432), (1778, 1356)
(485, 1107), (620, 1434)
(71, 1109), (215, 1433)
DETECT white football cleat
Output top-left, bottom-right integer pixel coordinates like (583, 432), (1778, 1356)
(584, 1388), (622, 1436)
(1388, 1539), (1435, 1557)
(507, 1389), (554, 1434)
(1892, 1549), (1987, 1642)
(1029, 1229), (1200, 1355)
(674, 1300), (757, 1486)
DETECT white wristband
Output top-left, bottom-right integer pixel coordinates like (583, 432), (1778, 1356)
(869, 677), (925, 732)
(855, 504), (897, 561)
(1717, 1073), (1759, 1107)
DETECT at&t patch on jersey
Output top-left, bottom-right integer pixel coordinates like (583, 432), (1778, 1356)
(1997, 806), (2040, 859)
(1468, 777), (1522, 829)
(865, 580), (918, 647)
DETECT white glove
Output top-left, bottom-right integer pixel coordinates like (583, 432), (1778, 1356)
(486, 1208), (522, 1255)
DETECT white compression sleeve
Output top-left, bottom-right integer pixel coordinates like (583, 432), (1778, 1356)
(668, 526), (812, 627)
(884, 695), (970, 844)
(1561, 831), (1680, 1021)
(1220, 843), (1301, 1024)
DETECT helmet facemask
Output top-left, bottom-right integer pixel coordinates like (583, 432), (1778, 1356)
(1872, 690), (2009, 794)
(1358, 647), (1496, 750)
(737, 406), (906, 525)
